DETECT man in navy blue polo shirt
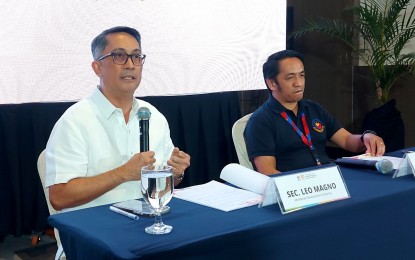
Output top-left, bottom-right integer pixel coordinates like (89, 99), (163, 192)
(244, 50), (385, 175)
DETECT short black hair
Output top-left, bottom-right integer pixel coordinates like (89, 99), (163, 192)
(262, 50), (304, 92)
(91, 26), (141, 60)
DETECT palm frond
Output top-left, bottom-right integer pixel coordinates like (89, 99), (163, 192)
(385, 0), (412, 26)
(356, 1), (384, 47)
(385, 0), (415, 48)
(290, 18), (354, 49)
(393, 26), (415, 57)
(399, 52), (415, 74)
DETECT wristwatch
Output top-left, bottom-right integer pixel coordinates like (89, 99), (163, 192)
(360, 130), (377, 142)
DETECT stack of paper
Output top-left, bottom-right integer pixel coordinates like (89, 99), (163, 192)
(173, 180), (261, 212)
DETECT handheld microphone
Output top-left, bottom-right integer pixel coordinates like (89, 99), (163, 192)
(137, 107), (151, 152)
(335, 158), (394, 174)
(374, 159), (394, 174)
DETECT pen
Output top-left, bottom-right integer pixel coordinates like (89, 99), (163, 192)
(109, 206), (139, 220)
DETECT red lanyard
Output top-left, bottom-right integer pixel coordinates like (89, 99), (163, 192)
(280, 111), (321, 165)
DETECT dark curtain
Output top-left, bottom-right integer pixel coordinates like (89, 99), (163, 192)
(0, 91), (240, 238)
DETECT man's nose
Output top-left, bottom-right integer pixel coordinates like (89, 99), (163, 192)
(124, 56), (135, 68)
(294, 76), (304, 86)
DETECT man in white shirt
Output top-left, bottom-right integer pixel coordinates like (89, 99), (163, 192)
(45, 26), (191, 212)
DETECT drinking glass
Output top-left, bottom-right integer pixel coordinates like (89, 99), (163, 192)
(141, 165), (174, 234)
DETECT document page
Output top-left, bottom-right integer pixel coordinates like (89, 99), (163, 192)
(173, 180), (262, 212)
(346, 154), (403, 169)
(220, 163), (270, 194)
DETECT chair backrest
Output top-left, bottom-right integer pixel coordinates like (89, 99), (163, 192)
(37, 150), (65, 260)
(232, 113), (253, 170)
(37, 150), (58, 215)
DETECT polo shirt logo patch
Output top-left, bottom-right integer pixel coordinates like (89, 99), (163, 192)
(312, 119), (325, 133)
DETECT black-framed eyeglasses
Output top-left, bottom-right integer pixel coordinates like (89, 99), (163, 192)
(96, 51), (146, 66)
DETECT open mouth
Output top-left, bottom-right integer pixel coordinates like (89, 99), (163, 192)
(121, 75), (136, 80)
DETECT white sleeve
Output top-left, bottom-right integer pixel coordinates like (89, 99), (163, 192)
(45, 113), (88, 187)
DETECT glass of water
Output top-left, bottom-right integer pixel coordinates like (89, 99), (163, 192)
(141, 165), (174, 234)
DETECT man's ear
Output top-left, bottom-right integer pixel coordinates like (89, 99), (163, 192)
(266, 78), (277, 90)
(91, 61), (102, 77)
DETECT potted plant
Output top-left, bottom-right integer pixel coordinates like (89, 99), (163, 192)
(291, 0), (415, 151)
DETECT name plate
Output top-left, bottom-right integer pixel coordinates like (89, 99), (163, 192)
(408, 153), (415, 177)
(274, 165), (350, 214)
(393, 152), (415, 178)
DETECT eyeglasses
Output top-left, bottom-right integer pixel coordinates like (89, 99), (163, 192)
(96, 51), (146, 66)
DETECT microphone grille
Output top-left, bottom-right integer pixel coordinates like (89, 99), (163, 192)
(137, 107), (151, 120)
(376, 159), (394, 174)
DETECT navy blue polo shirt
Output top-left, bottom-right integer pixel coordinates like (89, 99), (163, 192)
(244, 96), (341, 172)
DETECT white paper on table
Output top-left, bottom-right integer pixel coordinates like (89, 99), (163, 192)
(346, 154), (403, 169)
(220, 163), (270, 194)
(173, 180), (262, 212)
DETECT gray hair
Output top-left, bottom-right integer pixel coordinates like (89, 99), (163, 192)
(91, 26), (142, 60)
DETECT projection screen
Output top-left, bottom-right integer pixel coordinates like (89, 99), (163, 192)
(0, 0), (286, 104)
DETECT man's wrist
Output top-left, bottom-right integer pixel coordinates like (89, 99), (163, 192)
(360, 130), (377, 142)
(175, 172), (185, 181)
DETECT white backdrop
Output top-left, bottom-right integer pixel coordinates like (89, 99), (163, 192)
(0, 0), (286, 104)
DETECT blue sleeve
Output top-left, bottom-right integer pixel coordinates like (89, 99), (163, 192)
(244, 113), (276, 160)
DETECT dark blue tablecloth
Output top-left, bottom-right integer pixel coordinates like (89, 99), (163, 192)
(49, 151), (415, 259)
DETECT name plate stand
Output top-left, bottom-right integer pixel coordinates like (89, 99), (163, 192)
(258, 178), (279, 207)
(260, 165), (350, 214)
(393, 152), (415, 178)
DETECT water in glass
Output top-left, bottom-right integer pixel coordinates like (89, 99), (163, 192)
(141, 165), (174, 234)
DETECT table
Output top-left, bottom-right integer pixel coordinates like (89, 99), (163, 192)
(49, 152), (415, 260)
